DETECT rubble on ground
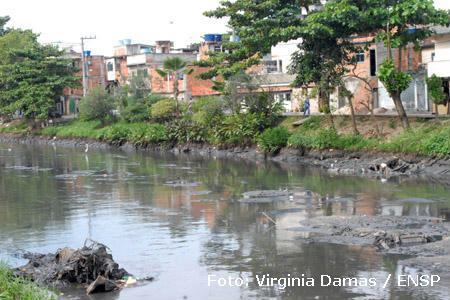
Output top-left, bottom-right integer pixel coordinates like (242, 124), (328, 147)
(14, 239), (143, 294)
(294, 215), (450, 255)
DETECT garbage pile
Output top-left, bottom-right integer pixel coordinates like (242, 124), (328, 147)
(15, 240), (136, 294)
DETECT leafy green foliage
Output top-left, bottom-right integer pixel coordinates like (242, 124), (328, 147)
(258, 127), (291, 154)
(212, 113), (265, 146)
(78, 87), (114, 123)
(156, 57), (192, 103)
(0, 263), (55, 300)
(0, 30), (78, 119)
(192, 96), (224, 126)
(128, 123), (168, 146)
(96, 122), (168, 146)
(427, 75), (446, 105)
(96, 123), (131, 144)
(118, 95), (151, 123)
(167, 119), (208, 144)
(378, 59), (412, 96)
(150, 99), (177, 122)
(200, 0), (319, 79)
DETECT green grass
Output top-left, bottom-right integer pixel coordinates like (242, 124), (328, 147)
(0, 122), (29, 134)
(379, 123), (450, 156)
(40, 120), (168, 146)
(40, 120), (102, 138)
(2, 117), (450, 157)
(0, 263), (55, 300)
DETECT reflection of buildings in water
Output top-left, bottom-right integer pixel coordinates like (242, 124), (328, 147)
(380, 199), (438, 218)
(381, 203), (404, 217)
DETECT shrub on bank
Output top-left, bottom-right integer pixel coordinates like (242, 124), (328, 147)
(212, 113), (264, 146)
(192, 96), (224, 126)
(150, 99), (177, 122)
(78, 88), (115, 123)
(96, 123), (131, 144)
(129, 123), (168, 146)
(258, 127), (291, 154)
(0, 263), (55, 300)
(167, 119), (208, 144)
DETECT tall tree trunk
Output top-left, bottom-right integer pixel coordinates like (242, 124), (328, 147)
(348, 96), (359, 135)
(319, 88), (330, 113)
(435, 103), (439, 117)
(392, 93), (410, 129)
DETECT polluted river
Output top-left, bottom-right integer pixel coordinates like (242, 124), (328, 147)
(1, 142), (450, 300)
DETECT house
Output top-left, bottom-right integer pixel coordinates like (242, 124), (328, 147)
(424, 26), (450, 114)
(60, 49), (107, 116)
(108, 38), (219, 100)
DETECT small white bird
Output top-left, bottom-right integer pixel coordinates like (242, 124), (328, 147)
(85, 144), (89, 153)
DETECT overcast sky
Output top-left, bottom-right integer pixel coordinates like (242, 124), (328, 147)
(1, 1), (449, 56)
(0, 0), (227, 55)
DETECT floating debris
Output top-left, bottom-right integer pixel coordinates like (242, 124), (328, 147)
(238, 190), (292, 203)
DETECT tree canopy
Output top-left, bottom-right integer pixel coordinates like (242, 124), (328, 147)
(202, 0), (450, 125)
(0, 17), (79, 119)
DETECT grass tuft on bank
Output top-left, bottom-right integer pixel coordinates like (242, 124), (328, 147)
(2, 115), (450, 157)
(0, 263), (55, 300)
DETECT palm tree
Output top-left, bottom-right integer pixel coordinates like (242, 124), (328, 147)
(156, 57), (193, 114)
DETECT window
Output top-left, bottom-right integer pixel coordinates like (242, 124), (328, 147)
(265, 60), (280, 73)
(356, 53), (365, 63)
(107, 62), (114, 72)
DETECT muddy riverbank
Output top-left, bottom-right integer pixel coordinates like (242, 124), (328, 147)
(1, 133), (449, 182)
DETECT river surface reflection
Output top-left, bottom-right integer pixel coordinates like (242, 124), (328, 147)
(0, 143), (449, 299)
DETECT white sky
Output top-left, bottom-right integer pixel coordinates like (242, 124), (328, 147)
(0, 0), (228, 55)
(1, 1), (449, 56)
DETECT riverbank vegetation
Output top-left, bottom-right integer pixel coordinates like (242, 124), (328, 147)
(0, 263), (55, 300)
(2, 101), (450, 157)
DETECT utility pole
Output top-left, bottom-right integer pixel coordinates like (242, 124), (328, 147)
(80, 36), (96, 97)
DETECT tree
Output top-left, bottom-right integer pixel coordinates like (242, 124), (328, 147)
(426, 74), (447, 116)
(0, 18), (78, 120)
(156, 57), (193, 114)
(199, 0), (320, 80)
(0, 16), (10, 36)
(375, 0), (449, 128)
(0, 43), (78, 120)
(204, 0), (450, 130)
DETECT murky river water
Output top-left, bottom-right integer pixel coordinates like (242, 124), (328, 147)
(1, 143), (450, 299)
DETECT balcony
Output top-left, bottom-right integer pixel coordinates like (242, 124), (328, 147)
(428, 60), (450, 78)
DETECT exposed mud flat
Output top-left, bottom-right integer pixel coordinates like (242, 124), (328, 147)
(289, 215), (450, 276)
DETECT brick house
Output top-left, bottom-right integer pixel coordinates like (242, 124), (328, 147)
(60, 50), (107, 115)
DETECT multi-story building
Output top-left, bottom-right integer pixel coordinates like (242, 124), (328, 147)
(424, 26), (450, 114)
(106, 38), (219, 100)
(60, 49), (107, 116)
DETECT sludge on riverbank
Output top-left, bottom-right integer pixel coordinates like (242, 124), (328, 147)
(14, 240), (149, 295)
(0, 133), (449, 183)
